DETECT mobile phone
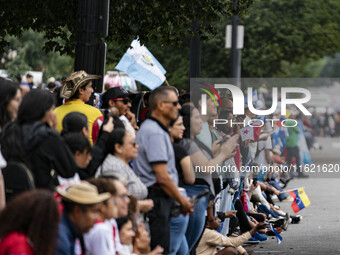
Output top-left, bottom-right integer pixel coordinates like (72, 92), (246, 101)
(171, 190), (209, 217)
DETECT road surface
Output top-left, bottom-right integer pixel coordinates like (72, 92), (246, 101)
(252, 137), (340, 254)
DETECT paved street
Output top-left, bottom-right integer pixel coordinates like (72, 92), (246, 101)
(252, 137), (340, 254)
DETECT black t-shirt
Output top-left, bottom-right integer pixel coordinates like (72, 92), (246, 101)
(173, 143), (189, 188)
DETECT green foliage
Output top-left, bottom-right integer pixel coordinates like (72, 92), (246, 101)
(144, 0), (340, 88)
(148, 42), (190, 91)
(0, 0), (252, 57)
(279, 58), (327, 78)
(2, 0), (339, 88)
(320, 53), (340, 77)
(2, 30), (73, 81)
(0, 1), (77, 55)
(241, 0), (340, 77)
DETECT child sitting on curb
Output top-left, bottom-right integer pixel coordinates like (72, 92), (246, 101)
(197, 215), (266, 255)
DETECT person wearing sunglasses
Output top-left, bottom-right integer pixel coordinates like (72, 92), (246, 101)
(133, 86), (194, 254)
(101, 87), (138, 136)
(97, 128), (154, 213)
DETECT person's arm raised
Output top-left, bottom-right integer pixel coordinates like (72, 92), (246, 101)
(190, 134), (239, 173)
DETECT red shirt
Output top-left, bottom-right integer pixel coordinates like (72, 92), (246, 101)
(0, 232), (34, 255)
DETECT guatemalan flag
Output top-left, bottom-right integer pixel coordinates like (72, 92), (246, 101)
(240, 120), (262, 141)
(115, 39), (166, 90)
(289, 188), (311, 213)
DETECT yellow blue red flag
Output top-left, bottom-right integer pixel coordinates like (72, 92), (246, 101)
(289, 188), (311, 213)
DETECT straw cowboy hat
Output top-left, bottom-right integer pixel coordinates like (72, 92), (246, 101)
(60, 70), (101, 99)
(56, 181), (110, 204)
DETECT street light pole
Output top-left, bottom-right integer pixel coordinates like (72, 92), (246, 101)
(74, 0), (109, 94)
(189, 20), (201, 91)
(230, 0), (242, 88)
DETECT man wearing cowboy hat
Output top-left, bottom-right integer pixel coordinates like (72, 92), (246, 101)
(55, 71), (104, 144)
(55, 181), (111, 255)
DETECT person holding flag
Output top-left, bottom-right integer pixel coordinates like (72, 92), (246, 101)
(196, 215), (266, 255)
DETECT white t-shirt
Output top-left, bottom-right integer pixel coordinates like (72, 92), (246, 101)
(0, 146), (6, 172)
(119, 115), (136, 138)
(84, 219), (120, 255)
(253, 133), (272, 167)
(57, 173), (80, 187)
(119, 245), (136, 255)
(110, 219), (123, 253)
(252, 184), (271, 210)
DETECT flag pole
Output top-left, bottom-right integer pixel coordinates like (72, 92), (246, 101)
(164, 79), (170, 86)
(281, 187), (305, 194)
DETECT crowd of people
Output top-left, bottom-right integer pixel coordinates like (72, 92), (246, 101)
(0, 72), (318, 255)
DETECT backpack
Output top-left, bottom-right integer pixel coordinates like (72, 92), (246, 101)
(2, 161), (35, 202)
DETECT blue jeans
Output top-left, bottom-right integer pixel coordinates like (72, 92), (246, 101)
(169, 190), (189, 255)
(185, 185), (210, 252)
(267, 180), (288, 201)
(258, 204), (281, 218)
(216, 186), (233, 236)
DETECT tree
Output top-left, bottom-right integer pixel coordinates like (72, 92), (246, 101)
(320, 53), (340, 77)
(0, 0), (252, 57)
(2, 30), (73, 81)
(241, 0), (340, 77)
(134, 0), (340, 89)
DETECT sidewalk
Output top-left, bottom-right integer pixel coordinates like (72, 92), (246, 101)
(248, 177), (340, 254)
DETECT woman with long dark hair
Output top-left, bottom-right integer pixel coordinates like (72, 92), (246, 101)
(169, 114), (195, 255)
(21, 90), (77, 189)
(0, 78), (22, 205)
(0, 78), (21, 131)
(1, 90), (77, 190)
(0, 78), (20, 208)
(0, 190), (60, 255)
(179, 105), (239, 252)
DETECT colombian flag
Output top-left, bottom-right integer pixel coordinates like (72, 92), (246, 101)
(289, 188), (311, 213)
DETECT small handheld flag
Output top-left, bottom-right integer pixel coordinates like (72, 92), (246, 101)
(289, 188), (311, 213)
(269, 223), (283, 244)
(240, 120), (262, 141)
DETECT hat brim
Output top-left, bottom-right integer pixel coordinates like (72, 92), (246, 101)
(273, 149), (281, 155)
(60, 75), (101, 99)
(127, 90), (138, 99)
(56, 186), (111, 204)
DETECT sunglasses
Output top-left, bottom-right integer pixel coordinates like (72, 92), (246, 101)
(163, 100), (179, 107)
(113, 98), (131, 104)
